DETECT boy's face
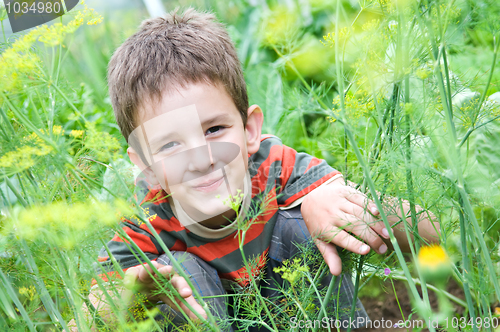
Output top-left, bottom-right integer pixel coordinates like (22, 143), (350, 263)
(128, 83), (263, 226)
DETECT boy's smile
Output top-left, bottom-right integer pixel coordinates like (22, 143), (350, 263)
(127, 83), (263, 228)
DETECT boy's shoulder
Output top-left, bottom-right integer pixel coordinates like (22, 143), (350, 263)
(250, 134), (301, 171)
(251, 134), (285, 162)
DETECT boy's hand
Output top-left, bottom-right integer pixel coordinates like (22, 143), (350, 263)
(301, 177), (390, 276)
(124, 261), (207, 320)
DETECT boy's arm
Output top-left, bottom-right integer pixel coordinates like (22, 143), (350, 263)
(68, 262), (206, 331)
(68, 287), (128, 332)
(342, 178), (440, 251)
(381, 196), (440, 251)
(301, 176), (440, 275)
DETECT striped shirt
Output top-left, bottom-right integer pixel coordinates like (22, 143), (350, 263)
(97, 135), (340, 287)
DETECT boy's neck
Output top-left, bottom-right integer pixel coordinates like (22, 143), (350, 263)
(167, 195), (237, 229)
(198, 209), (237, 229)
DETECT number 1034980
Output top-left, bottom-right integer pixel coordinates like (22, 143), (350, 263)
(5, 1), (62, 14)
(443, 316), (499, 329)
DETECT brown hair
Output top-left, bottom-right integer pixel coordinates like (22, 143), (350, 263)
(108, 8), (249, 143)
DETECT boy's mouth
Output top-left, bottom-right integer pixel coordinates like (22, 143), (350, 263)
(191, 176), (224, 192)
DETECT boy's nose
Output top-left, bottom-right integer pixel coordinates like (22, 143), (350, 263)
(186, 146), (213, 173)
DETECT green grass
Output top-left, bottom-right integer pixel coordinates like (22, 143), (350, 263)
(1, 0), (500, 331)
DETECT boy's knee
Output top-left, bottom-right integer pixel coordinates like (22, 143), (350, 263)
(156, 251), (223, 296)
(155, 252), (231, 330)
(157, 251), (206, 271)
(277, 206), (313, 244)
(158, 250), (197, 262)
(270, 206), (317, 262)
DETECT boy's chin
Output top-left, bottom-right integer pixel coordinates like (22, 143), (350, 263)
(178, 199), (233, 223)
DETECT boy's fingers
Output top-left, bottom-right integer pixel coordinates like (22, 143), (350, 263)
(317, 225), (371, 256)
(125, 266), (140, 278)
(137, 261), (167, 284)
(156, 265), (174, 278)
(314, 239), (342, 276)
(342, 188), (380, 216)
(170, 275), (193, 298)
(342, 203), (389, 240)
(179, 295), (207, 320)
(331, 212), (387, 254)
(160, 294), (207, 321)
(124, 266), (140, 288)
(161, 278), (207, 321)
(137, 264), (156, 284)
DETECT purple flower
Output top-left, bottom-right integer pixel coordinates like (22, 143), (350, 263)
(384, 268), (391, 276)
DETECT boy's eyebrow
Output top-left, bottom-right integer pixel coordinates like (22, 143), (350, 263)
(148, 132), (175, 149)
(147, 113), (231, 149)
(202, 114), (231, 127)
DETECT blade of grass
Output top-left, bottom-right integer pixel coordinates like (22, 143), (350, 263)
(19, 240), (69, 331)
(0, 268), (37, 332)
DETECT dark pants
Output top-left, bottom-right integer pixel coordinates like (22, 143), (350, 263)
(156, 206), (370, 331)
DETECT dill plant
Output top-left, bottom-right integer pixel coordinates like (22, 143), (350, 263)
(256, 0), (500, 330)
(0, 3), (156, 331)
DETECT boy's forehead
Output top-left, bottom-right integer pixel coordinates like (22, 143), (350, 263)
(135, 82), (240, 125)
(142, 104), (202, 143)
(129, 104), (205, 159)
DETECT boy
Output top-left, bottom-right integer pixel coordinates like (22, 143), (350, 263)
(86, 8), (439, 331)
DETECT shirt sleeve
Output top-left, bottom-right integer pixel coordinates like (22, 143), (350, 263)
(251, 135), (342, 209)
(93, 180), (166, 286)
(93, 219), (163, 286)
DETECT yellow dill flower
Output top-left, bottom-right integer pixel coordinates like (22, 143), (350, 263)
(84, 123), (122, 162)
(327, 115), (336, 123)
(52, 125), (63, 135)
(70, 130), (85, 138)
(331, 91), (375, 125)
(6, 199), (132, 247)
(362, 19), (380, 32)
(0, 144), (53, 170)
(38, 4), (103, 46)
(416, 67), (431, 80)
(321, 27), (350, 48)
(273, 257), (309, 286)
(0, 29), (42, 92)
(18, 285), (37, 301)
(417, 244), (451, 282)
(0, 4), (102, 92)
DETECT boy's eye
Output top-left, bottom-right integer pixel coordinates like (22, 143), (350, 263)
(205, 126), (224, 135)
(159, 141), (179, 151)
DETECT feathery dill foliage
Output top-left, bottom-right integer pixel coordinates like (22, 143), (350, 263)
(1, 0), (500, 331)
(0, 2), (140, 331)
(256, 0), (500, 329)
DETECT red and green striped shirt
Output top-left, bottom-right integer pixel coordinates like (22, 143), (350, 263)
(97, 135), (340, 287)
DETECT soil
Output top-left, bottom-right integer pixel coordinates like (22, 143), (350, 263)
(359, 278), (466, 332)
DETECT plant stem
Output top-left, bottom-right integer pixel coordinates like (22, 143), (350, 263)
(458, 201), (478, 331)
(0, 268), (37, 332)
(346, 255), (365, 332)
(1, 20), (6, 44)
(237, 225), (279, 331)
(312, 275), (337, 332)
(458, 114), (500, 147)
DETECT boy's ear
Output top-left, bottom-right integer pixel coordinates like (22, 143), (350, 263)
(245, 105), (264, 155)
(127, 146), (159, 186)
